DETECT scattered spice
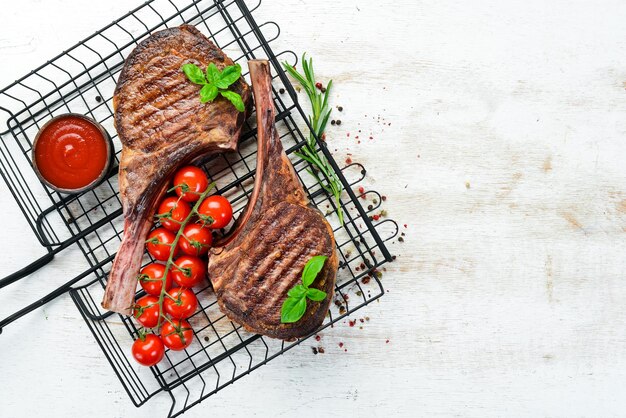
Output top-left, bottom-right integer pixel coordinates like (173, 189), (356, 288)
(386, 339), (389, 344)
(315, 82), (322, 90)
(331, 120), (336, 125)
(398, 237), (404, 242)
(204, 336), (210, 342)
(312, 347), (318, 355)
(335, 119), (342, 125)
(339, 306), (346, 315)
(345, 156), (352, 164)
(348, 319), (356, 327)
(315, 335), (321, 341)
(339, 342), (344, 348)
(382, 195), (387, 201)
(279, 88), (285, 94)
(318, 346), (325, 354)
(337, 106), (343, 112)
(95, 95), (102, 103)
(368, 204), (373, 210)
(372, 214), (380, 221)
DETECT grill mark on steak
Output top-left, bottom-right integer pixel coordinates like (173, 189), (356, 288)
(208, 60), (338, 340)
(101, 25), (251, 314)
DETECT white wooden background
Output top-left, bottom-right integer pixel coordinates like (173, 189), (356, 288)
(1, 0), (626, 416)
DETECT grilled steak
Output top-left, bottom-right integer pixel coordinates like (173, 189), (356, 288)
(102, 25), (251, 314)
(208, 60), (338, 340)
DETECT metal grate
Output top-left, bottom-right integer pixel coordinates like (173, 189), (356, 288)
(0, 0), (398, 416)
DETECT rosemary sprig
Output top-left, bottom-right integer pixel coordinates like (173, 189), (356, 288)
(282, 54), (344, 225)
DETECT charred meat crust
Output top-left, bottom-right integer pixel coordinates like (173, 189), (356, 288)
(102, 25), (251, 314)
(208, 59), (338, 340)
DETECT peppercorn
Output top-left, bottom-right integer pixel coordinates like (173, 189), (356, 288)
(367, 204), (373, 210)
(95, 95), (102, 103)
(335, 119), (342, 125)
(382, 195), (387, 201)
(321, 87), (326, 93)
(312, 347), (318, 355)
(337, 106), (343, 111)
(315, 82), (322, 90)
(373, 214), (380, 221)
(398, 237), (404, 242)
(331, 120), (336, 125)
(279, 88), (285, 94)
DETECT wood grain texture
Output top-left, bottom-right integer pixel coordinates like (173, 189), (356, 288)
(1, 0), (626, 417)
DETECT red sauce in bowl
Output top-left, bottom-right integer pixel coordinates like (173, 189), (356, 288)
(34, 115), (110, 191)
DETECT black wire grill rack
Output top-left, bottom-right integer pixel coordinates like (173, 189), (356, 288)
(0, 0), (398, 416)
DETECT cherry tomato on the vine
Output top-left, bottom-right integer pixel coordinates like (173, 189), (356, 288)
(146, 227), (178, 261)
(131, 334), (164, 367)
(161, 319), (194, 351)
(133, 295), (160, 328)
(198, 195), (233, 229)
(173, 166), (208, 202)
(172, 256), (206, 288)
(139, 263), (173, 296)
(178, 224), (212, 256)
(164, 287), (198, 319)
(157, 196), (191, 231)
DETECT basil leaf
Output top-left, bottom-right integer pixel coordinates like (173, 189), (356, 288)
(205, 63), (220, 84)
(301, 255), (327, 287)
(215, 64), (241, 89)
(220, 91), (245, 112)
(199, 84), (218, 103)
(182, 63), (206, 85)
(306, 288), (327, 302)
(281, 296), (307, 323)
(288, 284), (307, 299)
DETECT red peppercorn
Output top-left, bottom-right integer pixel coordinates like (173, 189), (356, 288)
(358, 186), (364, 194)
(373, 214), (380, 221)
(315, 82), (322, 90)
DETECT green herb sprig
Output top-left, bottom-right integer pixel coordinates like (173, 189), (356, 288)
(281, 255), (328, 323)
(282, 54), (344, 225)
(182, 62), (245, 112)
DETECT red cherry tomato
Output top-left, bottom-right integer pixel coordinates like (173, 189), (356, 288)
(172, 256), (206, 288)
(198, 195), (233, 229)
(133, 295), (160, 328)
(160, 319), (193, 351)
(146, 227), (178, 261)
(164, 287), (198, 319)
(139, 263), (173, 296)
(131, 334), (165, 367)
(157, 196), (191, 231)
(173, 166), (208, 202)
(178, 224), (212, 256)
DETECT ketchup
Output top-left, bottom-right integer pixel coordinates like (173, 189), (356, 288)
(34, 115), (109, 190)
